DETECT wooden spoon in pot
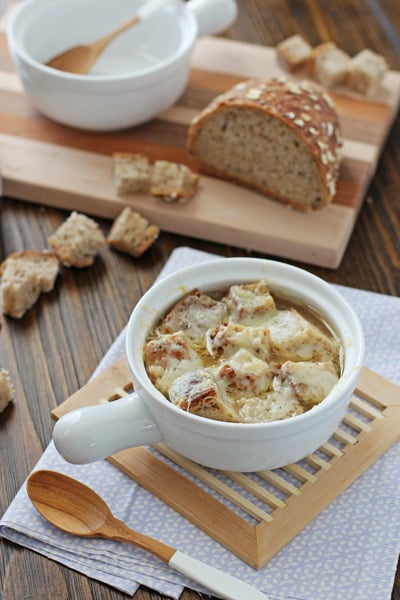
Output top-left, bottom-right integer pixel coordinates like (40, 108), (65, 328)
(27, 470), (269, 600)
(46, 0), (169, 74)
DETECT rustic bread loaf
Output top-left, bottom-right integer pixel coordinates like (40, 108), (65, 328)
(187, 78), (342, 210)
(0, 250), (59, 318)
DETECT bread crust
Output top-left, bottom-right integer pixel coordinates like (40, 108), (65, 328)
(187, 78), (342, 210)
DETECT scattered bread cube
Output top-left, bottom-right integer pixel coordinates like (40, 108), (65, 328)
(277, 34), (313, 71)
(0, 368), (13, 413)
(48, 211), (105, 268)
(346, 48), (388, 95)
(312, 43), (351, 88)
(113, 153), (151, 195)
(107, 207), (159, 257)
(150, 160), (199, 203)
(0, 250), (59, 318)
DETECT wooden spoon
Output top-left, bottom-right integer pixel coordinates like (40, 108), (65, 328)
(46, 0), (169, 74)
(27, 470), (269, 600)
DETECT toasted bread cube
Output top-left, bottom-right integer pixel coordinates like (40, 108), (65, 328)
(48, 211), (105, 268)
(113, 153), (151, 195)
(206, 323), (271, 361)
(345, 49), (388, 95)
(275, 360), (338, 408)
(170, 368), (238, 422)
(0, 368), (14, 413)
(107, 207), (159, 257)
(144, 331), (202, 395)
(224, 280), (276, 325)
(0, 250), (59, 318)
(150, 160), (199, 203)
(159, 289), (228, 342)
(215, 349), (273, 396)
(312, 43), (351, 87)
(267, 308), (339, 363)
(277, 34), (313, 71)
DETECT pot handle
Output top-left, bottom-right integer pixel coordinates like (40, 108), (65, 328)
(187, 0), (238, 37)
(52, 392), (163, 464)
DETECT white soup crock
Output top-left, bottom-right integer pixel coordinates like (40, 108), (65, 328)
(53, 258), (365, 472)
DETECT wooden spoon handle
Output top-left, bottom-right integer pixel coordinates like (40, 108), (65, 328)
(94, 0), (168, 54)
(102, 517), (175, 563)
(94, 14), (141, 53)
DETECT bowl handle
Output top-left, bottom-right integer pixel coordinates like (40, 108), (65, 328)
(187, 0), (238, 37)
(52, 392), (163, 464)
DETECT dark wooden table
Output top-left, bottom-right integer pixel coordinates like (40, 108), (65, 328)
(1, 1), (399, 599)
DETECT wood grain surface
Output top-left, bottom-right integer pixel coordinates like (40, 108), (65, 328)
(0, 13), (399, 268)
(1, 1), (399, 600)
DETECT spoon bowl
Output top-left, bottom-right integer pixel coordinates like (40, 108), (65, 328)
(27, 469), (268, 600)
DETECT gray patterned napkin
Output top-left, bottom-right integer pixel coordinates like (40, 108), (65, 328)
(1, 247), (400, 600)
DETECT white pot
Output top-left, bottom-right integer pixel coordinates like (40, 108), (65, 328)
(7, 0), (238, 131)
(53, 258), (365, 472)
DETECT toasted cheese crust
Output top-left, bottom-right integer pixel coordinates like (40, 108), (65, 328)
(144, 281), (340, 423)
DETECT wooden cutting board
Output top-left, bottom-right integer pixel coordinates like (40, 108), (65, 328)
(0, 5), (399, 268)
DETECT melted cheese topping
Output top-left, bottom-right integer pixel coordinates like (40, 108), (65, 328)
(144, 281), (340, 423)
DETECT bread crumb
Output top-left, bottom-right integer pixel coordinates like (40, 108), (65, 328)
(113, 153), (151, 195)
(107, 207), (159, 257)
(277, 35), (313, 71)
(312, 43), (351, 88)
(0, 250), (59, 318)
(345, 48), (388, 95)
(48, 211), (105, 268)
(0, 368), (13, 413)
(150, 160), (199, 203)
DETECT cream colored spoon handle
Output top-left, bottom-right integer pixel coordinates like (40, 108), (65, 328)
(102, 518), (269, 599)
(170, 552), (269, 600)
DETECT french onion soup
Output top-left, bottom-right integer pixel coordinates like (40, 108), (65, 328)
(144, 280), (341, 423)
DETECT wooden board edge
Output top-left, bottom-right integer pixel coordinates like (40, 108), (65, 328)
(0, 133), (358, 269)
(255, 403), (400, 566)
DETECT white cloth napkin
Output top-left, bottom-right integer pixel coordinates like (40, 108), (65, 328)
(1, 246), (400, 600)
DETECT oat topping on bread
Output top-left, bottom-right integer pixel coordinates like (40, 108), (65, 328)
(188, 78), (342, 210)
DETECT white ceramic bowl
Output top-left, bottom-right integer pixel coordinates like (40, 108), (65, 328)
(7, 0), (237, 131)
(53, 258), (365, 472)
